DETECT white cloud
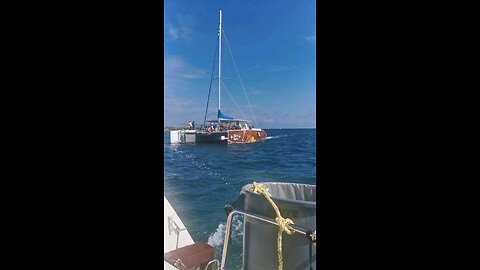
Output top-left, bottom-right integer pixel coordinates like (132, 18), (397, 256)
(164, 56), (207, 80)
(168, 26), (180, 40)
(179, 68), (207, 79)
(166, 14), (195, 41)
(164, 95), (205, 126)
(306, 34), (316, 44)
(269, 65), (298, 72)
(247, 87), (261, 96)
(165, 57), (184, 69)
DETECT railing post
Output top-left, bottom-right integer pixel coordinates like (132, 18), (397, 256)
(220, 210), (235, 269)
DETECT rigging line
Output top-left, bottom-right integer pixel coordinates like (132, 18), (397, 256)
(221, 80), (247, 120)
(222, 30), (258, 126)
(204, 36), (219, 127)
(221, 80), (248, 120)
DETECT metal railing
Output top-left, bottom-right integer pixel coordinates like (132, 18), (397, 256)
(168, 216), (187, 249)
(205, 259), (220, 270)
(220, 207), (316, 270)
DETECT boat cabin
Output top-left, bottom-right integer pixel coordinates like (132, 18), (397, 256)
(204, 119), (254, 132)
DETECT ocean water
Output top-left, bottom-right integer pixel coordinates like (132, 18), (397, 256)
(164, 128), (316, 269)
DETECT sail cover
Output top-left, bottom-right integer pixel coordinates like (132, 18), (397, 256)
(218, 109), (234, 120)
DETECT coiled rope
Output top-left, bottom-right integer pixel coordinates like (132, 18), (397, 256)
(249, 182), (295, 270)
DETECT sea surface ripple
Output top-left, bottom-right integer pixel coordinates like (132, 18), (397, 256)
(164, 128), (316, 269)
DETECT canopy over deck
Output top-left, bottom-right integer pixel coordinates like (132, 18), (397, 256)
(206, 119), (251, 123)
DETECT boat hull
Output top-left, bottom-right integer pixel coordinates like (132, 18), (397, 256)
(170, 129), (267, 144)
(170, 130), (197, 143)
(195, 131), (228, 143)
(170, 130), (228, 144)
(227, 129), (267, 144)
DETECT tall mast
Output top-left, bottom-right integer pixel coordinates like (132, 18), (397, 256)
(218, 10), (222, 123)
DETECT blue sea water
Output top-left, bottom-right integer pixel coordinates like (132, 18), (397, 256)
(164, 128), (316, 269)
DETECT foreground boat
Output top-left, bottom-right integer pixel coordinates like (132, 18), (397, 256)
(164, 181), (317, 270)
(164, 196), (195, 270)
(170, 10), (267, 145)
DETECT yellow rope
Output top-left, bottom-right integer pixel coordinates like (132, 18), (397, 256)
(250, 182), (294, 270)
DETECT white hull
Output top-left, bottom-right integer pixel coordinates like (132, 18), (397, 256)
(170, 130), (197, 143)
(170, 130), (229, 144)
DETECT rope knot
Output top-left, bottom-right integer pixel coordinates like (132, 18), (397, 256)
(276, 217), (295, 235)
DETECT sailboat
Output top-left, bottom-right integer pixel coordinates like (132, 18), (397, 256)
(170, 10), (267, 144)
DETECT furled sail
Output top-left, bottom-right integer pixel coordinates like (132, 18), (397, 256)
(218, 109), (234, 120)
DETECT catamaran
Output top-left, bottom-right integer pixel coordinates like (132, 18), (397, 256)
(170, 10), (267, 144)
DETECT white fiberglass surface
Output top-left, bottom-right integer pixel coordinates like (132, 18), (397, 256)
(164, 196), (194, 253)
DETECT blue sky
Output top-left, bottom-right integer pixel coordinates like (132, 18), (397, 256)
(164, 0), (316, 128)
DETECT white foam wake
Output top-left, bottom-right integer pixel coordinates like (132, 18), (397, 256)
(266, 134), (290, 140)
(207, 223), (226, 247)
(207, 216), (243, 247)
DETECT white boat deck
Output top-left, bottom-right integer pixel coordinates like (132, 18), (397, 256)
(164, 196), (194, 269)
